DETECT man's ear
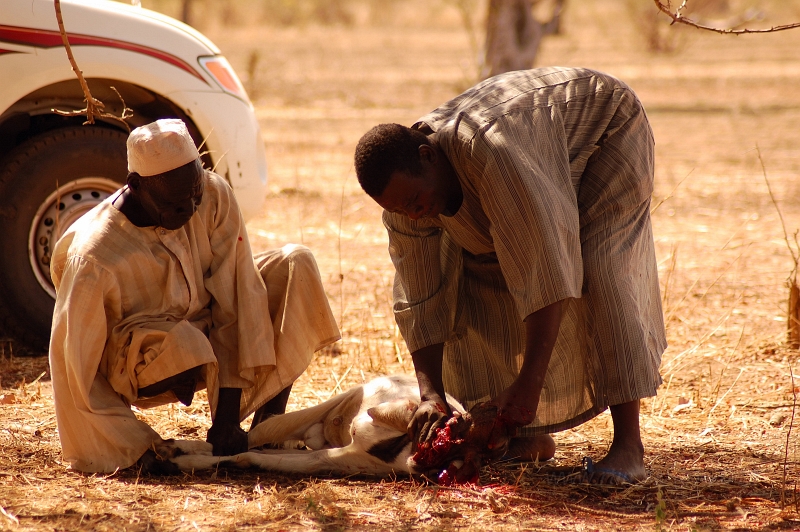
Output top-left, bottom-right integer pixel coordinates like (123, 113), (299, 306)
(127, 172), (141, 191)
(418, 143), (437, 165)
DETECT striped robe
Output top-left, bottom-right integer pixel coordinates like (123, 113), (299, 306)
(49, 171), (340, 472)
(385, 67), (666, 435)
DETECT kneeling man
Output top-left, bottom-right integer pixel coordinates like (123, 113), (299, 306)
(49, 119), (340, 473)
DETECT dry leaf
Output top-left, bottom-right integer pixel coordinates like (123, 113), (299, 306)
(0, 394), (18, 404)
(673, 399), (694, 413)
(768, 411), (787, 426)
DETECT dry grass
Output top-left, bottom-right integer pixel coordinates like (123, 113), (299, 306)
(3, 0), (800, 529)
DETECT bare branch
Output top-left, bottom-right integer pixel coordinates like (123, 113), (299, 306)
(653, 0), (800, 34)
(53, 0), (132, 129)
(759, 146), (799, 273)
(54, 0), (103, 123)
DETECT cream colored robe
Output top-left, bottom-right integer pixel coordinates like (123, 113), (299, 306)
(49, 171), (339, 472)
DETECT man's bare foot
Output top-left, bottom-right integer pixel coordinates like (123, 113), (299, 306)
(504, 434), (556, 462)
(586, 442), (647, 485)
(586, 400), (647, 485)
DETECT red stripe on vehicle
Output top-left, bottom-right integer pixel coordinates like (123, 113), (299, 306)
(0, 25), (207, 83)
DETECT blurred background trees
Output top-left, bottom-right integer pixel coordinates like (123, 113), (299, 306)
(139, 0), (796, 86)
(481, 0), (564, 78)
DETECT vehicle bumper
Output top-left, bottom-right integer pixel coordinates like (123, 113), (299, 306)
(169, 90), (268, 221)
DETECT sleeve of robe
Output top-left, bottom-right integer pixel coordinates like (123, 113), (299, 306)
(471, 107), (583, 318)
(200, 173), (276, 399)
(383, 211), (460, 353)
(50, 251), (160, 473)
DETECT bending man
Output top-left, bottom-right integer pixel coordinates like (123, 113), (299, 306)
(354, 67), (666, 484)
(50, 119), (340, 473)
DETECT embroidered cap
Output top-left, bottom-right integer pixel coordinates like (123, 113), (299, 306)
(127, 119), (199, 176)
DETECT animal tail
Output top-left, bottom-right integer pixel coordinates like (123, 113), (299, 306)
(247, 384), (364, 448)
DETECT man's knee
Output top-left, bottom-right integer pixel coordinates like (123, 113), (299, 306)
(256, 244), (317, 275)
(257, 244), (325, 311)
(281, 243), (314, 263)
(278, 243), (323, 281)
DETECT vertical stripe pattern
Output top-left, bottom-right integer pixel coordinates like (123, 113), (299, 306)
(385, 67), (666, 434)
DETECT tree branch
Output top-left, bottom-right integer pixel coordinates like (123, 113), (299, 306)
(53, 0), (132, 130)
(652, 0), (800, 34)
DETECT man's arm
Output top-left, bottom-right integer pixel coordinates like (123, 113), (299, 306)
(382, 210), (458, 445)
(408, 343), (452, 444)
(202, 172), (276, 389)
(490, 299), (564, 429)
(206, 387), (248, 455)
(50, 258), (161, 472)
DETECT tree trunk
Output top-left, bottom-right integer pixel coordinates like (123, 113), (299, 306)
(481, 0), (565, 80)
(181, 0), (194, 26)
(788, 277), (800, 349)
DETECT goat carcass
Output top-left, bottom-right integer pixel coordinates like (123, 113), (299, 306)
(156, 375), (511, 484)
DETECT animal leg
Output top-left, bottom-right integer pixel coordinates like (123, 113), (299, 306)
(366, 399), (417, 433)
(247, 385), (364, 448)
(172, 445), (410, 477)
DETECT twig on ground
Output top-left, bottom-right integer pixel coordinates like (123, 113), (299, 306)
(759, 147), (798, 271)
(661, 244), (678, 318)
(707, 326), (744, 416)
(0, 505), (19, 526)
(664, 249), (746, 325)
(721, 212), (757, 251)
(707, 367), (744, 417)
(759, 146), (800, 348)
(658, 300), (742, 415)
(782, 365), (796, 510)
(685, 249), (747, 317)
(329, 365), (353, 397)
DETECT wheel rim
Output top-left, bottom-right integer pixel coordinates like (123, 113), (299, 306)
(28, 178), (122, 299)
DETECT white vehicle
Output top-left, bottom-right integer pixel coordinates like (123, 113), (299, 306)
(0, 0), (268, 353)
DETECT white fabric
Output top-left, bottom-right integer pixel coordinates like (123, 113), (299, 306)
(127, 119), (199, 176)
(49, 171), (340, 472)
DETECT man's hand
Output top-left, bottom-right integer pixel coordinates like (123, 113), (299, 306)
(490, 380), (537, 428)
(484, 300), (564, 450)
(486, 379), (538, 450)
(409, 397), (452, 445)
(206, 422), (248, 456)
(409, 343), (450, 445)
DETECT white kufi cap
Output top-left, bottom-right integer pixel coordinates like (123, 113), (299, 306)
(127, 119), (199, 176)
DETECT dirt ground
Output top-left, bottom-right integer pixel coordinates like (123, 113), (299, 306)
(2, 0), (800, 530)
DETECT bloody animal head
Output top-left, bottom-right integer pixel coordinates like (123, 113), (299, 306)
(410, 402), (516, 485)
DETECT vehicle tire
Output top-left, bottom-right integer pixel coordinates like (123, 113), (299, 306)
(0, 127), (128, 354)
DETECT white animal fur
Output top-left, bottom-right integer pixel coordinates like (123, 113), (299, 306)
(157, 375), (465, 477)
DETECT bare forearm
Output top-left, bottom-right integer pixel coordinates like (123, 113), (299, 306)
(207, 387), (247, 455)
(409, 342), (451, 443)
(410, 343), (446, 402)
(487, 300), (564, 430)
(214, 387), (242, 426)
(518, 300), (564, 400)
